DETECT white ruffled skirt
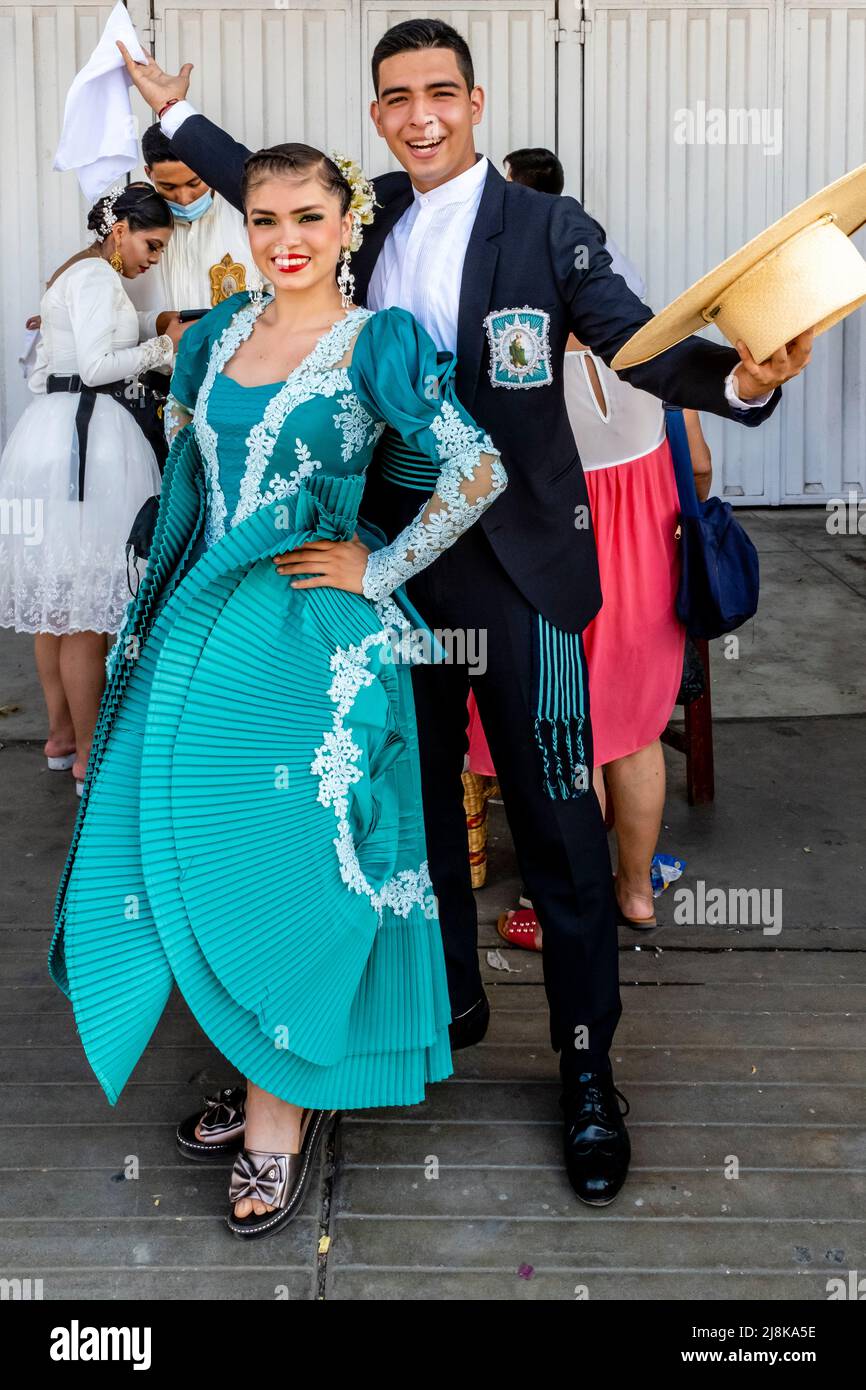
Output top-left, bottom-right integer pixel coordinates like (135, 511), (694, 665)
(0, 392), (161, 635)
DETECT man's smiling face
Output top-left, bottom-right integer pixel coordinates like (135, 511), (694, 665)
(371, 47), (484, 191)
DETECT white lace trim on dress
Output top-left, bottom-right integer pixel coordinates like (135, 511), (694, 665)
(361, 400), (506, 602)
(311, 621), (437, 923)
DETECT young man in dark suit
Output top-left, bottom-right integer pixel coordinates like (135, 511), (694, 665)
(119, 19), (812, 1206)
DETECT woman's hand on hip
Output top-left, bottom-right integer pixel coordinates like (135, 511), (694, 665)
(272, 533), (371, 594)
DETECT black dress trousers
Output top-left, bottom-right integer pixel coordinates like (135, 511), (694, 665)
(373, 492), (622, 1077)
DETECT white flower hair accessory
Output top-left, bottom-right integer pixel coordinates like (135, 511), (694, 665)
(331, 153), (378, 252)
(98, 180), (126, 239)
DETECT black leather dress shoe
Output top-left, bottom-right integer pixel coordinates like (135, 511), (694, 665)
(561, 1067), (631, 1206)
(448, 994), (490, 1050)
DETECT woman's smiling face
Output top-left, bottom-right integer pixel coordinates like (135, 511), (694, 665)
(244, 174), (352, 293)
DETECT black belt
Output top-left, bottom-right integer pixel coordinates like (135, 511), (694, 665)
(47, 374), (125, 501)
(46, 371), (170, 497)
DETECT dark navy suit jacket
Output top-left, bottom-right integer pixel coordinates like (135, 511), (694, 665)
(169, 117), (780, 631)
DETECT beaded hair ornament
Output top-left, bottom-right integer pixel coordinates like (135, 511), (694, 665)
(97, 181), (126, 239)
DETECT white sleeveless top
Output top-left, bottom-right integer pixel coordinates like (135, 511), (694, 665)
(563, 349), (665, 470)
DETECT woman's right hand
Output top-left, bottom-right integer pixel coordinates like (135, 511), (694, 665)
(116, 41), (192, 112)
(164, 315), (191, 351)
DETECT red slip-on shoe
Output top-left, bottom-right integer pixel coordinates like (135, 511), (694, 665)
(497, 908), (543, 952)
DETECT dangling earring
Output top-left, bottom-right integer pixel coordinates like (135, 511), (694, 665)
(248, 284), (263, 306)
(338, 246), (355, 309)
(109, 247), (123, 274)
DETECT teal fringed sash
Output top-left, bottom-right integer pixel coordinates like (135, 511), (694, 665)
(532, 613), (590, 799)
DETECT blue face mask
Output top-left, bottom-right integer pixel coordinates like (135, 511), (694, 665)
(166, 189), (214, 223)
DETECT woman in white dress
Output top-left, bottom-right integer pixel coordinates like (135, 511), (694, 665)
(0, 182), (185, 794)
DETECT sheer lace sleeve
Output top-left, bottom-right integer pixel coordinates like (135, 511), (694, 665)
(162, 300), (228, 445)
(164, 392), (193, 446)
(352, 308), (507, 603)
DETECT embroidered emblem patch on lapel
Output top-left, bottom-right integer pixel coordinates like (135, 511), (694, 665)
(484, 306), (552, 389)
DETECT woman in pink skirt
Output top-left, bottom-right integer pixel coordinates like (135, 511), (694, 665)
(565, 344), (710, 926)
(495, 342), (711, 944)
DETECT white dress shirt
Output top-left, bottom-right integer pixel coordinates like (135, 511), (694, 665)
(162, 101), (772, 407)
(366, 154), (489, 353)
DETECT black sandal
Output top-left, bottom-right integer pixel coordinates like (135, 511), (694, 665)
(226, 1109), (337, 1239)
(176, 1085), (246, 1163)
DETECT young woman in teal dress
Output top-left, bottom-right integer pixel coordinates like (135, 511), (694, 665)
(48, 143), (506, 1238)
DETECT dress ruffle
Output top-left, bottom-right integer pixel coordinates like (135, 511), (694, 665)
(49, 430), (452, 1109)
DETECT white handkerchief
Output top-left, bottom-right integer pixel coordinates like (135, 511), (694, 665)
(53, 1), (148, 203)
(18, 327), (41, 382)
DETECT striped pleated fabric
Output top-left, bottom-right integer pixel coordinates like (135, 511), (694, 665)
(49, 430), (453, 1110)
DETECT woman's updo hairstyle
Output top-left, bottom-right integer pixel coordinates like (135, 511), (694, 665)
(240, 144), (352, 221)
(87, 180), (174, 240)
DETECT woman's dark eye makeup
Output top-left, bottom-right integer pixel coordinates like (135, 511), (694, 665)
(251, 213), (325, 225)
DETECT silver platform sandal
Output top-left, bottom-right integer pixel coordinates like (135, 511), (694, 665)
(176, 1085), (247, 1163)
(226, 1108), (337, 1239)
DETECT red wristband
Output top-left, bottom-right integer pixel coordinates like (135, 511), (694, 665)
(158, 97), (179, 119)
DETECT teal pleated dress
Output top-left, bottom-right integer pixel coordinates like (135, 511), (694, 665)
(47, 294), (504, 1111)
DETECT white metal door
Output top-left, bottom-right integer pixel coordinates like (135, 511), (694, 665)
(580, 0), (782, 503)
(579, 0), (866, 504)
(0, 1), (115, 445)
(148, 2), (557, 179)
(6, 0), (865, 503)
(147, 0), (359, 159)
(782, 2), (866, 502)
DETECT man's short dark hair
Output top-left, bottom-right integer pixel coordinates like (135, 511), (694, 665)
(505, 147), (565, 195)
(372, 18), (474, 97)
(141, 122), (180, 169)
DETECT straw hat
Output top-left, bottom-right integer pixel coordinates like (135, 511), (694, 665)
(611, 162), (866, 369)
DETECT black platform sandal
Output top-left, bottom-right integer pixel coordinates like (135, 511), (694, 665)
(226, 1108), (337, 1239)
(176, 1085), (247, 1163)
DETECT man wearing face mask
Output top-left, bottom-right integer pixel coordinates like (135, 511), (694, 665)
(127, 123), (268, 347)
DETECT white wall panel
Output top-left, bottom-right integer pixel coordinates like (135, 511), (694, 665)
(582, 1), (782, 503)
(151, 1), (357, 157)
(783, 4), (866, 501)
(0, 3), (114, 443)
(4, 0), (865, 503)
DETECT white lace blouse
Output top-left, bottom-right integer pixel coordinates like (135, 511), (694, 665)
(28, 258), (173, 394)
